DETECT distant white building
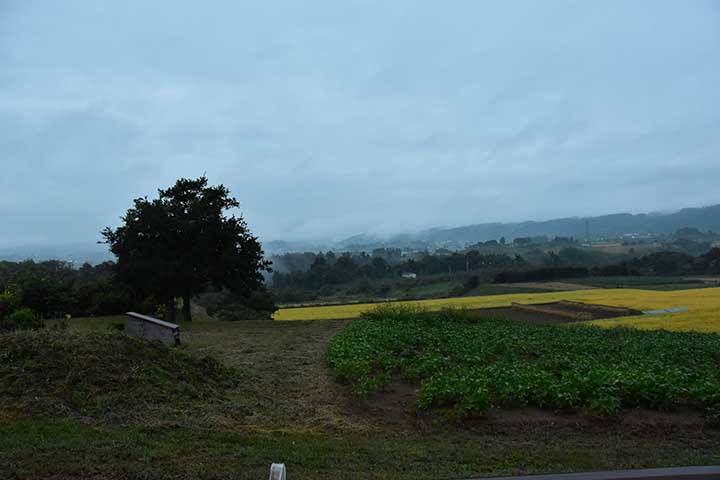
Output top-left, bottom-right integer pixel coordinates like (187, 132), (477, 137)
(401, 272), (417, 279)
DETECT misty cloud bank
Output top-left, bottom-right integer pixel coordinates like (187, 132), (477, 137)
(1, 1), (719, 248)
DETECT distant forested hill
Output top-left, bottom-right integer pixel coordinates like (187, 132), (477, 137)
(5, 204), (720, 261)
(412, 204), (720, 244)
(328, 204), (720, 250)
(0, 243), (113, 265)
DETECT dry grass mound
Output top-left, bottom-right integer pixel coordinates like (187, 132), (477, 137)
(0, 330), (235, 418)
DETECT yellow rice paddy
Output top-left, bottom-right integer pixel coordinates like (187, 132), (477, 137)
(274, 287), (720, 333)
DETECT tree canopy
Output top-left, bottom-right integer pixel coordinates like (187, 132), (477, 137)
(102, 177), (270, 321)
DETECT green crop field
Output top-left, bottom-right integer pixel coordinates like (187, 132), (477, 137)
(328, 306), (720, 417)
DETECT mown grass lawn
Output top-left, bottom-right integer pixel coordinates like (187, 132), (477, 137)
(5, 415), (718, 480)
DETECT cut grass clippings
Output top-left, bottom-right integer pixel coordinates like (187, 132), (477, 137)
(0, 330), (236, 419)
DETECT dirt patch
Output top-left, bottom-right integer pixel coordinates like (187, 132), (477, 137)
(460, 406), (711, 437)
(468, 301), (641, 325)
(358, 381), (419, 419)
(357, 380), (711, 438)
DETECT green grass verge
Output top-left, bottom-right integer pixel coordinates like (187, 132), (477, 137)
(2, 416), (719, 480)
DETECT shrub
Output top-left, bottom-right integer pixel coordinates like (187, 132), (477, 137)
(217, 304), (272, 321)
(108, 321), (125, 333)
(274, 288), (318, 304)
(0, 308), (43, 332)
(154, 303), (168, 320)
(353, 279), (372, 294)
(211, 288), (278, 321)
(494, 267), (589, 283)
(374, 284), (392, 296)
(0, 288), (19, 320)
(244, 288), (278, 314)
(462, 275), (480, 291)
(318, 285), (337, 297)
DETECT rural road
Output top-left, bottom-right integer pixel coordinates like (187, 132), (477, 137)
(468, 465), (720, 480)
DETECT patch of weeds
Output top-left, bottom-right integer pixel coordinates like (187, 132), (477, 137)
(0, 330), (236, 418)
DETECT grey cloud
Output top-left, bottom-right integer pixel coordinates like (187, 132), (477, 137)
(1, 0), (719, 247)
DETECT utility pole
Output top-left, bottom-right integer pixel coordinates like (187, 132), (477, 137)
(585, 219), (590, 243)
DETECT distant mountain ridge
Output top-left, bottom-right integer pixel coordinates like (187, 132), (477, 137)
(0, 243), (113, 264)
(333, 204), (720, 250)
(4, 204), (720, 261)
(414, 204), (720, 244)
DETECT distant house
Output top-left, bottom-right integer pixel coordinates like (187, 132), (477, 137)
(401, 272), (417, 279)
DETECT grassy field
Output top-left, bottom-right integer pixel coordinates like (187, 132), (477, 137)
(278, 278), (558, 309)
(274, 286), (720, 333)
(3, 316), (720, 479)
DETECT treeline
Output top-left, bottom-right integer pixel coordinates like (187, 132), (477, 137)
(495, 248), (720, 283)
(0, 258), (279, 328)
(628, 248), (720, 275)
(0, 260), (136, 325)
(270, 247), (720, 297)
(270, 245), (627, 291)
(272, 250), (526, 290)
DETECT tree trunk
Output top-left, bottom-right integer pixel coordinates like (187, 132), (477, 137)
(167, 298), (176, 323)
(183, 293), (192, 322)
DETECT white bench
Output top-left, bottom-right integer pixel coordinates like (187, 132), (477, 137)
(125, 312), (180, 345)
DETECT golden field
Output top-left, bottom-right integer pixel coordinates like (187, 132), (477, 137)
(274, 287), (720, 333)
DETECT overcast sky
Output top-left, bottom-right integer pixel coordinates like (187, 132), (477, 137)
(1, 1), (719, 247)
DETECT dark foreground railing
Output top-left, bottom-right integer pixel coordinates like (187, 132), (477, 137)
(466, 465), (720, 480)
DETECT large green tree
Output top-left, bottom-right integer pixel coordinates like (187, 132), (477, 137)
(102, 177), (270, 321)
